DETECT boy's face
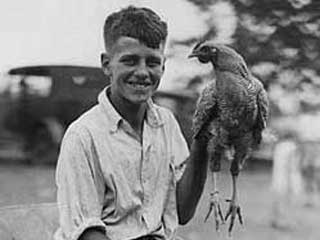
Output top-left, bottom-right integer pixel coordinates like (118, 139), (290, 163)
(102, 36), (166, 105)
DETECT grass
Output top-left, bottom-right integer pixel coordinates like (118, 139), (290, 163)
(0, 163), (319, 240)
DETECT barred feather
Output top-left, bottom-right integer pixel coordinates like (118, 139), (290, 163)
(190, 43), (269, 175)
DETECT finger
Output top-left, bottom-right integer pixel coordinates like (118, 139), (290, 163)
(204, 211), (211, 222)
(214, 205), (219, 220)
(218, 204), (225, 223)
(213, 205), (220, 231)
(225, 208), (231, 221)
(215, 217), (219, 232)
(204, 204), (213, 222)
(228, 213), (235, 233)
(237, 207), (243, 225)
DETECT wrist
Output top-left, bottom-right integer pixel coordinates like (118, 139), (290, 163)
(193, 137), (209, 147)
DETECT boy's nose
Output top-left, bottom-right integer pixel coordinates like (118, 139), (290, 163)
(134, 63), (149, 79)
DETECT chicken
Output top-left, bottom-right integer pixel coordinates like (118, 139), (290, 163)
(188, 42), (269, 234)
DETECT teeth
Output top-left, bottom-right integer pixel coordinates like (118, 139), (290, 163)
(128, 82), (150, 86)
(127, 82), (151, 89)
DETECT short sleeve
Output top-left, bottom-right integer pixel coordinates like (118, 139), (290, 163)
(167, 111), (190, 182)
(55, 128), (106, 240)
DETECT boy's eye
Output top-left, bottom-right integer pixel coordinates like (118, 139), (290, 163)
(147, 58), (161, 67)
(120, 57), (137, 66)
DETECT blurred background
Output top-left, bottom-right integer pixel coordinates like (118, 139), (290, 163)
(0, 0), (320, 239)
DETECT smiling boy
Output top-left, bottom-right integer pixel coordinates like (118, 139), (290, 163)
(55, 6), (210, 240)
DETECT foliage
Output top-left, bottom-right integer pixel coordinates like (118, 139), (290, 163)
(186, 0), (320, 115)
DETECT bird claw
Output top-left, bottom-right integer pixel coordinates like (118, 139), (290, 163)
(204, 192), (225, 232)
(225, 199), (243, 235)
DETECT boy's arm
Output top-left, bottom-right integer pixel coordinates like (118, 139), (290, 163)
(165, 109), (209, 225)
(56, 130), (107, 240)
(176, 137), (209, 225)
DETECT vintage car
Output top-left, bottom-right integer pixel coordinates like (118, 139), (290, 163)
(0, 65), (107, 163)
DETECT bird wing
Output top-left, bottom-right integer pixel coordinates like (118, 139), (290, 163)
(253, 78), (269, 145)
(192, 81), (218, 139)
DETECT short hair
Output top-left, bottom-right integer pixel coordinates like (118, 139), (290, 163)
(103, 6), (168, 49)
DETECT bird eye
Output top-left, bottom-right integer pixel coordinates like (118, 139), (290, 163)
(200, 46), (211, 52)
(211, 47), (217, 53)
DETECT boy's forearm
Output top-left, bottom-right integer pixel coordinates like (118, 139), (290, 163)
(176, 138), (209, 224)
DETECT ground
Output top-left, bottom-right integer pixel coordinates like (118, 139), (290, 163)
(0, 163), (319, 240)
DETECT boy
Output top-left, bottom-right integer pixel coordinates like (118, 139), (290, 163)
(55, 6), (209, 240)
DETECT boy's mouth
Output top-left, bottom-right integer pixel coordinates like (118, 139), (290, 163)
(127, 81), (152, 89)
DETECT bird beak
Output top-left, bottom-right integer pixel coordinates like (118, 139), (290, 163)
(188, 52), (198, 58)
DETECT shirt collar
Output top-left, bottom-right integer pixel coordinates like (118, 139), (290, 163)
(98, 87), (163, 133)
(145, 98), (164, 128)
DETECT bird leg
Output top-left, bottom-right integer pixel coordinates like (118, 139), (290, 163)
(225, 173), (243, 235)
(204, 171), (225, 231)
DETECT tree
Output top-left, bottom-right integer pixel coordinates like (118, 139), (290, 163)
(187, 0), (320, 115)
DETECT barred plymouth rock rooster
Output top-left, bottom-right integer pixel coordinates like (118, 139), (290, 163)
(188, 42), (269, 234)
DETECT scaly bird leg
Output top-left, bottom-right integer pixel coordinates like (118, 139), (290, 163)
(225, 174), (243, 236)
(204, 171), (225, 231)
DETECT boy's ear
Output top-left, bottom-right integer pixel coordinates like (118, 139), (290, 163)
(101, 53), (111, 76)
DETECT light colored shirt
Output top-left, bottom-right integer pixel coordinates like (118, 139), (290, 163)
(54, 88), (189, 240)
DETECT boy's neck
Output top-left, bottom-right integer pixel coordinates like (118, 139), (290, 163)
(108, 90), (147, 136)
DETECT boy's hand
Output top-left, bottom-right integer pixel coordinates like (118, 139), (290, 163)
(79, 228), (110, 240)
(194, 123), (213, 147)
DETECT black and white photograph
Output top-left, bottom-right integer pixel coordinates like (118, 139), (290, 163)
(0, 0), (319, 240)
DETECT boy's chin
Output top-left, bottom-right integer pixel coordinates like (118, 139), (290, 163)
(127, 94), (152, 105)
(126, 90), (155, 103)
(130, 97), (150, 105)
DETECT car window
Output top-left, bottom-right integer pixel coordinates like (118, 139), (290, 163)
(23, 76), (52, 97)
(1, 74), (53, 98)
(72, 75), (105, 89)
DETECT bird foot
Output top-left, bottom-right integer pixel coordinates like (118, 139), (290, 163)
(204, 191), (225, 231)
(225, 199), (243, 235)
